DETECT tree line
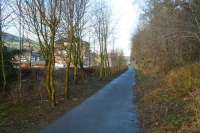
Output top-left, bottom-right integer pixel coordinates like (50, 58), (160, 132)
(132, 0), (200, 74)
(131, 0), (200, 131)
(0, 0), (127, 107)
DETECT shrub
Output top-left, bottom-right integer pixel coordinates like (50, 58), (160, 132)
(190, 89), (200, 125)
(165, 63), (200, 97)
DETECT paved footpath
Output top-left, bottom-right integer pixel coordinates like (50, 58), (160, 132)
(41, 68), (140, 133)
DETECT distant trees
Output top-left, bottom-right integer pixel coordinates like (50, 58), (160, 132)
(110, 50), (127, 73)
(131, 0), (200, 74)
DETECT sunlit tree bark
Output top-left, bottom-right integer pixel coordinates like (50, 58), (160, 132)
(22, 0), (62, 107)
(62, 0), (89, 98)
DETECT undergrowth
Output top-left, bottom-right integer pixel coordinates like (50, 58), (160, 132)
(135, 63), (200, 132)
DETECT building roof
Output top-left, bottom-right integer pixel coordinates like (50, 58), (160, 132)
(55, 38), (70, 45)
(55, 37), (89, 46)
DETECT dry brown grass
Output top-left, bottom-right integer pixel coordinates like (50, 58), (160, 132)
(0, 68), (126, 133)
(135, 63), (200, 132)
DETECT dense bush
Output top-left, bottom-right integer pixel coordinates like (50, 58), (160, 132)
(132, 0), (200, 132)
(165, 63), (200, 97)
(132, 0), (200, 75)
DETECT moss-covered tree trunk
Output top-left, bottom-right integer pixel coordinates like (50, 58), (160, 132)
(46, 60), (52, 104)
(99, 49), (104, 79)
(0, 39), (6, 92)
(0, 0), (6, 93)
(0, 34), (6, 92)
(65, 61), (70, 99)
(45, 30), (56, 107)
(73, 43), (78, 84)
(65, 31), (73, 99)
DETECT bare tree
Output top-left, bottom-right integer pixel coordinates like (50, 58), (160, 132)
(73, 0), (89, 83)
(61, 0), (89, 99)
(132, 0), (200, 74)
(21, 0), (62, 107)
(0, 0), (12, 92)
(15, 0), (24, 98)
(92, 0), (111, 79)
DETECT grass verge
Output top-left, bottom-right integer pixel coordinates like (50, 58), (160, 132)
(135, 63), (200, 132)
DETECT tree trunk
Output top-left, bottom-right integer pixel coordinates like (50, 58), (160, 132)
(50, 60), (56, 107)
(49, 32), (56, 107)
(0, 0), (6, 92)
(65, 34), (72, 99)
(73, 43), (78, 83)
(0, 34), (6, 92)
(46, 60), (52, 104)
(74, 63), (78, 83)
(65, 62), (70, 99)
(46, 48), (56, 107)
